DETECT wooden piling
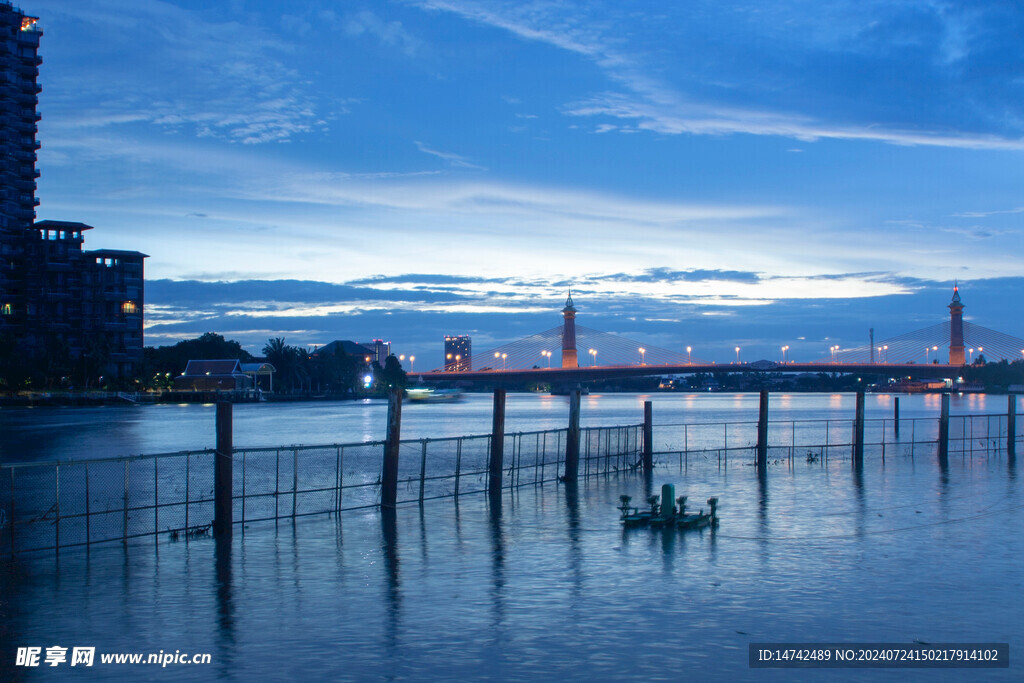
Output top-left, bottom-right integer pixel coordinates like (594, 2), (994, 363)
(214, 401), (233, 538)
(938, 392), (950, 463)
(756, 390), (769, 470)
(489, 389), (507, 494)
(853, 390), (865, 467)
(642, 401), (653, 474)
(381, 388), (403, 508)
(564, 389), (581, 482)
(1008, 394), (1017, 461)
(894, 396), (900, 438)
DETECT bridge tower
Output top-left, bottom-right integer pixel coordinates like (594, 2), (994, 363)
(561, 291), (578, 368)
(948, 283), (965, 365)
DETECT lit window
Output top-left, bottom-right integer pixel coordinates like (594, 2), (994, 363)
(1, 303), (12, 316)
(121, 301), (137, 314)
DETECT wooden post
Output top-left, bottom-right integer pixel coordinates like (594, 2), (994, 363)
(563, 389), (581, 482)
(756, 390), (769, 470)
(381, 388), (403, 509)
(854, 390), (865, 467)
(214, 401), (233, 539)
(642, 401), (653, 474)
(1008, 394), (1017, 461)
(938, 392), (950, 463)
(894, 396), (900, 438)
(488, 389), (507, 495)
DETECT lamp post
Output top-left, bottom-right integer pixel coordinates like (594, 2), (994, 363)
(831, 345), (838, 363)
(968, 348), (974, 363)
(409, 356), (415, 372)
(686, 346), (692, 365)
(541, 350), (551, 368)
(781, 345), (789, 363)
(589, 348), (597, 366)
(883, 345), (888, 363)
(735, 346), (740, 364)
(501, 353), (508, 370)
(932, 345), (938, 363)
(455, 354), (462, 371)
(639, 347), (646, 365)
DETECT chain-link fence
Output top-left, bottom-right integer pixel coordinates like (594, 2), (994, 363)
(652, 413), (1021, 469)
(0, 424), (642, 556)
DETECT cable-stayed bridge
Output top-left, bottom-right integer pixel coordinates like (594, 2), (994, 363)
(412, 289), (1024, 385)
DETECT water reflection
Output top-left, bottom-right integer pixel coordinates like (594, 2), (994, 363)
(488, 492), (505, 595)
(563, 482), (584, 601)
(380, 507), (400, 651)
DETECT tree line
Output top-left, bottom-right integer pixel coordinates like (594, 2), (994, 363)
(143, 332), (406, 395)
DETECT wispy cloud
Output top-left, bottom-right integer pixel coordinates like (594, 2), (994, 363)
(412, 0), (1024, 150)
(38, 0), (326, 144)
(343, 10), (422, 56)
(414, 141), (487, 169)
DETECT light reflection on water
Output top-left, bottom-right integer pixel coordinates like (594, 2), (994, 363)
(2, 451), (1021, 681)
(1, 392), (1019, 463)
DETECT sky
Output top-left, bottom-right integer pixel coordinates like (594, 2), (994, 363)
(26, 0), (1024, 367)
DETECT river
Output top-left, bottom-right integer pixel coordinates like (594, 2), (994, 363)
(1, 392), (1021, 681)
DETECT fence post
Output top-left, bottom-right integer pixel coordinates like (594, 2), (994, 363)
(564, 389), (581, 482)
(938, 392), (950, 463)
(1008, 394), (1017, 461)
(381, 388), (403, 509)
(894, 396), (900, 438)
(854, 390), (865, 467)
(756, 390), (769, 470)
(642, 401), (653, 474)
(489, 389), (507, 495)
(214, 401), (233, 539)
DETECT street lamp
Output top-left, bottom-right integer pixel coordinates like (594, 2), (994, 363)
(968, 348), (974, 363)
(639, 347), (646, 365)
(686, 346), (692, 365)
(409, 356), (415, 372)
(589, 348), (597, 366)
(883, 345), (888, 363)
(831, 345), (838, 363)
(501, 353), (508, 370)
(541, 350), (551, 368)
(735, 346), (740, 364)
(781, 345), (789, 363)
(455, 354), (462, 371)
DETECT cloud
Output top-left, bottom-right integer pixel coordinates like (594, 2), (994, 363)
(597, 268), (762, 284)
(344, 10), (422, 56)
(38, 0), (326, 144)
(413, 1), (1024, 149)
(413, 141), (487, 169)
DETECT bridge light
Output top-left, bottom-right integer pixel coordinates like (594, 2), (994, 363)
(639, 347), (645, 365)
(735, 346), (740, 364)
(686, 346), (692, 365)
(589, 348), (597, 366)
(409, 356), (415, 372)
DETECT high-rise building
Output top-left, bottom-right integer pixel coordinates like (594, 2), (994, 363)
(444, 335), (471, 371)
(0, 4), (42, 339)
(0, 4), (147, 382)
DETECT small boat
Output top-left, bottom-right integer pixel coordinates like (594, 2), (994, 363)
(619, 484), (718, 531)
(406, 388), (465, 403)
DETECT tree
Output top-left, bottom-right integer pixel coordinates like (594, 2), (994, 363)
(380, 355), (408, 389)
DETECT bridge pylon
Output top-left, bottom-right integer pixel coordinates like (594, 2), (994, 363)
(561, 291), (578, 368)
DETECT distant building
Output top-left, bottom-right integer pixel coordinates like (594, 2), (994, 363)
(1, 6), (147, 380)
(359, 339), (391, 366)
(444, 335), (471, 371)
(173, 359), (253, 392)
(313, 340), (381, 364)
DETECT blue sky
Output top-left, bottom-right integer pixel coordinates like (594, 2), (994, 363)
(28, 0), (1024, 366)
